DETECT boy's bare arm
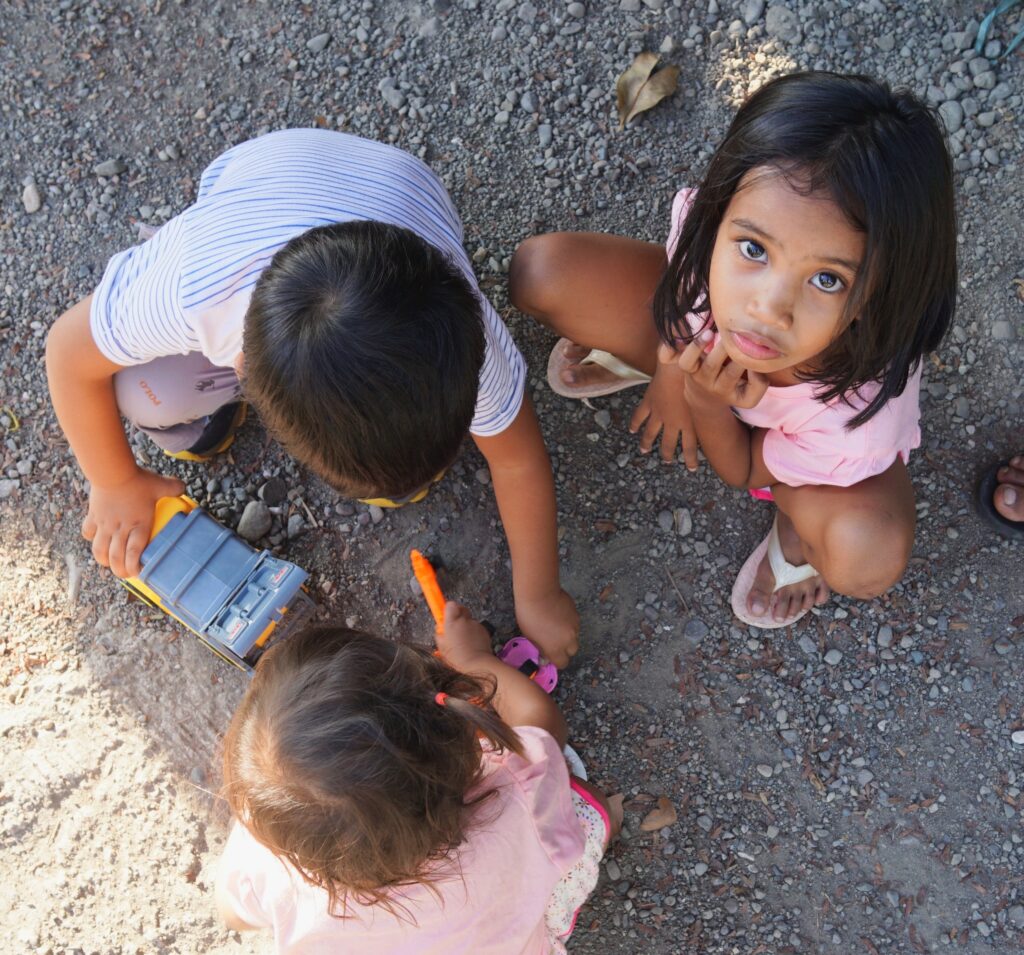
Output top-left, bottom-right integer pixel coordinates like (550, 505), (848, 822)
(472, 395), (579, 668)
(46, 296), (183, 577)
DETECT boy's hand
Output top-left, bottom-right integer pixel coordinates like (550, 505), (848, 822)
(83, 468), (185, 578)
(629, 361), (699, 469)
(436, 601), (495, 671)
(673, 335), (769, 410)
(515, 589), (580, 669)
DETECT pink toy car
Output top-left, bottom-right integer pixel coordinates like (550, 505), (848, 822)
(497, 637), (558, 693)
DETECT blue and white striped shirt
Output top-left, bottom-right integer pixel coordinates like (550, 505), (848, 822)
(90, 129), (525, 437)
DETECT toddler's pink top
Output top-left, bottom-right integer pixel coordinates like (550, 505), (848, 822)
(217, 726), (584, 955)
(667, 189), (921, 488)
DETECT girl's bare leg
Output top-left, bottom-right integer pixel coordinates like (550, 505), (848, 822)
(746, 459), (917, 621)
(509, 232), (667, 383)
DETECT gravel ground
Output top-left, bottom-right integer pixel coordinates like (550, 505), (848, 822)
(1, 1), (1022, 952)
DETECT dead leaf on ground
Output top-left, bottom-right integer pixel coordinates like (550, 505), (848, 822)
(640, 795), (677, 831)
(615, 52), (680, 130)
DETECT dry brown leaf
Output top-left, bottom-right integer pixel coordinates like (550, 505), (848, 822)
(639, 795), (677, 831)
(616, 53), (680, 129)
(607, 792), (625, 829)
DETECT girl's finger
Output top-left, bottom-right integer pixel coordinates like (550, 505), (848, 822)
(698, 335), (729, 376)
(657, 341), (679, 365)
(675, 339), (706, 374)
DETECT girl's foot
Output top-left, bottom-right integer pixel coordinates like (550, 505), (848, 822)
(993, 455), (1024, 524)
(546, 338), (651, 398)
(748, 510), (830, 622)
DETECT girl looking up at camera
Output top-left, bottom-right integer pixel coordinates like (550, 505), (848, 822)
(511, 71), (955, 628)
(215, 602), (617, 953)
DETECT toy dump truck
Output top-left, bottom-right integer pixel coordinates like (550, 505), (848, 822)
(122, 496), (314, 672)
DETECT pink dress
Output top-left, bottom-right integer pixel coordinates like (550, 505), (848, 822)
(667, 189), (921, 488)
(217, 727), (594, 955)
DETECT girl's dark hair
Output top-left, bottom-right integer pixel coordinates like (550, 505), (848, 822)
(243, 220), (485, 498)
(654, 71), (957, 427)
(222, 625), (522, 918)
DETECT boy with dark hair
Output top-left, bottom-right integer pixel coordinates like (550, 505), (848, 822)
(46, 129), (578, 665)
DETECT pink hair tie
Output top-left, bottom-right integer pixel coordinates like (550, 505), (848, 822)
(434, 691), (449, 707)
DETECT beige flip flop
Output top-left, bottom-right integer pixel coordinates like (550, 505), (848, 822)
(546, 337), (652, 399)
(731, 516), (821, 629)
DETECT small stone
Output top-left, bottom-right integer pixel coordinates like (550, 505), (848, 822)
(258, 477), (288, 506)
(938, 100), (963, 134)
(756, 764), (773, 778)
(876, 625), (893, 648)
(740, 0), (765, 24)
(694, 861), (709, 875)
(286, 513), (305, 538)
(972, 70), (996, 90)
(824, 648), (843, 666)
(976, 111), (997, 128)
(594, 409), (611, 430)
(1012, 731), (1024, 746)
(659, 35), (674, 53)
(798, 635), (817, 655)
(991, 321), (1014, 341)
(538, 124), (553, 148)
(876, 33), (895, 52)
(517, 2), (537, 23)
(1008, 904), (1024, 927)
(857, 769), (874, 786)
(696, 814), (713, 832)
(475, 468), (491, 485)
(994, 639), (1013, 656)
(567, 1), (585, 17)
(684, 618), (709, 641)
(369, 504), (385, 524)
(306, 33), (331, 53)
(657, 510), (674, 533)
(0, 479), (21, 500)
(674, 508), (692, 537)
(237, 501), (272, 541)
(605, 857), (621, 880)
(520, 91), (538, 112)
(22, 182), (42, 213)
(764, 4), (801, 43)
(93, 159), (127, 177)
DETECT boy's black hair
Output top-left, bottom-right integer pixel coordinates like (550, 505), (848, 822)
(653, 71), (957, 427)
(243, 221), (485, 498)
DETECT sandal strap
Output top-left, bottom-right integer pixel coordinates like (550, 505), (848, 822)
(767, 518), (818, 591)
(582, 349), (652, 383)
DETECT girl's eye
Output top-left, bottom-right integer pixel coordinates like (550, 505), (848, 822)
(811, 271), (844, 293)
(738, 240), (766, 261)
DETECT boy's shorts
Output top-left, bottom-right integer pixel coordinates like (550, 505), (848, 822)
(113, 352), (242, 454)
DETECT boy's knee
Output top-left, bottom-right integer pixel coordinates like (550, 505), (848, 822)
(818, 509), (912, 599)
(508, 234), (569, 320)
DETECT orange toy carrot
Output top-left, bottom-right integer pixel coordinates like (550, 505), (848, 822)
(410, 549), (446, 635)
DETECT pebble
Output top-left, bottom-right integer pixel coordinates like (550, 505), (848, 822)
(674, 507), (692, 537)
(877, 625), (893, 648)
(306, 33), (331, 53)
(694, 861), (709, 875)
(538, 124), (553, 148)
(92, 159), (127, 177)
(1012, 731), (1024, 746)
(369, 504), (385, 525)
(740, 0), (765, 25)
(824, 648), (843, 666)
(475, 467), (491, 485)
(938, 100), (964, 134)
(258, 477), (288, 506)
(605, 858), (621, 880)
(764, 4), (801, 43)
(286, 513), (304, 538)
(567, 2), (585, 17)
(236, 501), (272, 541)
(21, 182), (42, 213)
(756, 763), (773, 778)
(657, 510), (673, 533)
(683, 618), (709, 640)
(0, 479), (19, 500)
(798, 635), (817, 656)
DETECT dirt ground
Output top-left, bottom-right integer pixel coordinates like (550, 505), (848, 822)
(1, 1), (1022, 953)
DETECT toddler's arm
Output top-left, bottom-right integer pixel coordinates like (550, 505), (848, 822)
(46, 295), (183, 576)
(436, 601), (568, 748)
(472, 395), (579, 668)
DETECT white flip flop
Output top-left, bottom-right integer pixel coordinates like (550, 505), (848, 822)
(546, 337), (652, 399)
(731, 516), (821, 629)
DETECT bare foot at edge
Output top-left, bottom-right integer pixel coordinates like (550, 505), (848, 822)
(993, 455), (1024, 524)
(747, 510), (830, 622)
